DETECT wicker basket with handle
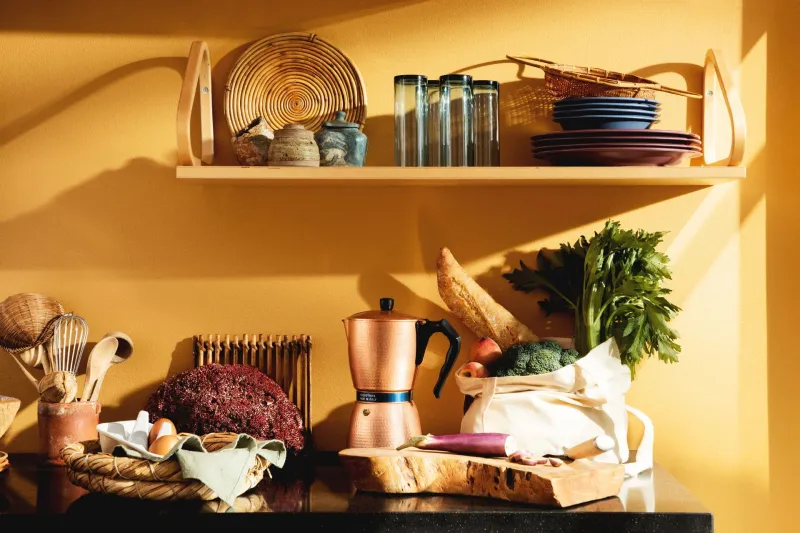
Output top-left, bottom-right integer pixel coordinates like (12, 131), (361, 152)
(61, 433), (270, 501)
(506, 55), (702, 100)
(0, 293), (63, 354)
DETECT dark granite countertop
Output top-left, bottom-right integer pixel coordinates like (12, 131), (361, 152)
(0, 454), (711, 532)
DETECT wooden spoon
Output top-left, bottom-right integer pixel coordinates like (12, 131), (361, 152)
(81, 336), (118, 402)
(81, 331), (134, 402)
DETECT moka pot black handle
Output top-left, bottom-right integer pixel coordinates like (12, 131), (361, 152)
(415, 318), (461, 398)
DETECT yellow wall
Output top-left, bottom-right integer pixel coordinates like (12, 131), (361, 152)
(0, 0), (791, 531)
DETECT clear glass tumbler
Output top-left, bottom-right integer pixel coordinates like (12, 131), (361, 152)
(427, 80), (440, 166)
(474, 80), (500, 166)
(440, 74), (474, 167)
(394, 75), (428, 166)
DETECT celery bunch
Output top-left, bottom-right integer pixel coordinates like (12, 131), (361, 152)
(504, 220), (680, 377)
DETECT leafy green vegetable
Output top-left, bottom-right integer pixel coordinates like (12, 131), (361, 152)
(504, 220), (680, 377)
(492, 341), (575, 377)
(504, 236), (590, 316)
(559, 349), (580, 367)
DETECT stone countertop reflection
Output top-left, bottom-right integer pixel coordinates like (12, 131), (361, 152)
(0, 455), (711, 532)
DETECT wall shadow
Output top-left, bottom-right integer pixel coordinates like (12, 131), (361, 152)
(473, 249), (575, 339)
(454, 59), (555, 166)
(211, 43), (252, 165)
(313, 403), (351, 456)
(1, 1), (427, 37)
(0, 58), (185, 149)
(0, 158), (703, 276)
(629, 63), (704, 167)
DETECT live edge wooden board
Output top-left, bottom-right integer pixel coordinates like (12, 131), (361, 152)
(339, 448), (625, 508)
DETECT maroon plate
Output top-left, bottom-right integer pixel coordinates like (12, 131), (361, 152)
(533, 142), (702, 153)
(533, 147), (702, 166)
(531, 129), (701, 141)
(532, 135), (702, 148)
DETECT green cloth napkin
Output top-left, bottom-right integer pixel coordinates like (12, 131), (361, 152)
(113, 434), (286, 507)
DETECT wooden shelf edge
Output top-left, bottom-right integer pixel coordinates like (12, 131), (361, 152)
(175, 166), (745, 186)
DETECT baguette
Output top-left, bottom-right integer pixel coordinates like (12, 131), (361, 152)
(437, 247), (538, 350)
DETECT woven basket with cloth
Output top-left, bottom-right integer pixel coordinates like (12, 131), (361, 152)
(62, 432), (285, 505)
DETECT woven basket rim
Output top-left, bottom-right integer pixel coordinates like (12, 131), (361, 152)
(62, 432), (270, 483)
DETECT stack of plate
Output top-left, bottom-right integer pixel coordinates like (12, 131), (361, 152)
(553, 97), (660, 130)
(531, 130), (702, 166)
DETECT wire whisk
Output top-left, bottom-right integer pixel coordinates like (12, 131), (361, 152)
(52, 313), (88, 375)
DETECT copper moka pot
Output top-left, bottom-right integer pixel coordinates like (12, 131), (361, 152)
(343, 298), (460, 448)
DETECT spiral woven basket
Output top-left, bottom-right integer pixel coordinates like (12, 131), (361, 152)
(224, 32), (367, 136)
(0, 293), (63, 354)
(61, 433), (269, 501)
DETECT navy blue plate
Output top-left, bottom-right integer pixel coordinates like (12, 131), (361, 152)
(553, 108), (660, 118)
(554, 116), (659, 130)
(555, 97), (660, 105)
(531, 129), (701, 141)
(554, 103), (661, 112)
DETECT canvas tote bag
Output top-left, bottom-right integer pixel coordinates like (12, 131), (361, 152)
(457, 338), (636, 465)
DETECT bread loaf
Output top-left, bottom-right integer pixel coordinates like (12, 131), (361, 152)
(437, 247), (538, 351)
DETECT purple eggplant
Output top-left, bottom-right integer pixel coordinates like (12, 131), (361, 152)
(396, 433), (518, 457)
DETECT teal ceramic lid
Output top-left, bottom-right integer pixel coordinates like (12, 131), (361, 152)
(323, 111), (359, 129)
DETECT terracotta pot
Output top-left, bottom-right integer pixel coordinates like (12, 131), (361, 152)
(38, 401), (101, 465)
(267, 124), (320, 167)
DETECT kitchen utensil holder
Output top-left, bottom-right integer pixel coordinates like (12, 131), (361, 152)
(38, 400), (101, 465)
(62, 433), (268, 501)
(193, 334), (312, 433)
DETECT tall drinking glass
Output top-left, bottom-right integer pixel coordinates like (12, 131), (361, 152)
(474, 80), (500, 166)
(394, 75), (428, 166)
(427, 80), (440, 166)
(440, 74), (473, 167)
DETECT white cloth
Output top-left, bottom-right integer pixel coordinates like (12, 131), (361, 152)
(456, 338), (632, 464)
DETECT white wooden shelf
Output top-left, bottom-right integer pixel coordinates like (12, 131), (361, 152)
(176, 165), (745, 186)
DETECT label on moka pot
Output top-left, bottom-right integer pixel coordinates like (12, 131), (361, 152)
(356, 391), (412, 403)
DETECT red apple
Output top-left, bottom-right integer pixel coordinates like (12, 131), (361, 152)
(458, 361), (489, 378)
(469, 337), (502, 366)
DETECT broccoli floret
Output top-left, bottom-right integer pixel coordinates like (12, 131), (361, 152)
(537, 339), (563, 352)
(560, 348), (581, 367)
(493, 342), (563, 377)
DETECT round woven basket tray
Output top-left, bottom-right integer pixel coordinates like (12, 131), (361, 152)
(61, 433), (269, 501)
(224, 32), (367, 136)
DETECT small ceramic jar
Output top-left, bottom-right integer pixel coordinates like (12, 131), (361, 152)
(268, 124), (320, 167)
(314, 111), (368, 167)
(232, 117), (274, 166)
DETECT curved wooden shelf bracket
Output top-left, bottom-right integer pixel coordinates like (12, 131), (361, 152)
(177, 41), (214, 166)
(703, 48), (746, 166)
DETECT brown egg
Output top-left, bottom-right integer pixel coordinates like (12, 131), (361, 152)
(148, 434), (179, 456)
(148, 418), (177, 445)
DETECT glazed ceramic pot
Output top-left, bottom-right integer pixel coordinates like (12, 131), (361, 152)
(268, 124), (320, 167)
(314, 111), (368, 166)
(232, 116), (274, 166)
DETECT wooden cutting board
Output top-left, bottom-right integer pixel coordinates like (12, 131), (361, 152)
(339, 447), (625, 508)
